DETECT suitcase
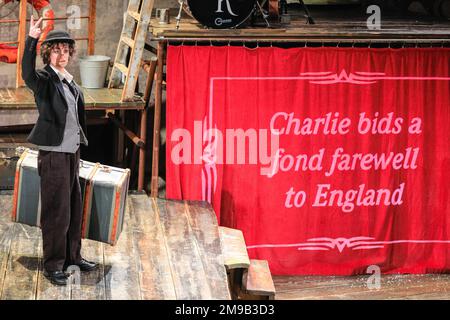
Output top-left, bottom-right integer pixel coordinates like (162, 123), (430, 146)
(11, 148), (130, 246)
(0, 145), (33, 190)
(11, 148), (42, 227)
(81, 164), (130, 245)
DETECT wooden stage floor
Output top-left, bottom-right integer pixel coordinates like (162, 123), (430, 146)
(1, 191), (449, 300)
(273, 274), (450, 300)
(0, 192), (230, 300)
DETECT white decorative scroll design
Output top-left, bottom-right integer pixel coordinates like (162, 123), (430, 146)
(247, 237), (450, 253)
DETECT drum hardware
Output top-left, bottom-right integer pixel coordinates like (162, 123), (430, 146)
(297, 0), (315, 24)
(175, 0), (184, 30)
(255, 1), (271, 27)
(176, 0), (272, 30)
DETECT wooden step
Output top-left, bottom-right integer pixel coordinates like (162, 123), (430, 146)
(219, 226), (250, 270)
(115, 63), (128, 75)
(218, 226), (250, 300)
(128, 10), (140, 21)
(121, 36), (134, 48)
(242, 259), (276, 300)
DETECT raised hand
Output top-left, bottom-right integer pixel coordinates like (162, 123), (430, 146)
(29, 15), (43, 39)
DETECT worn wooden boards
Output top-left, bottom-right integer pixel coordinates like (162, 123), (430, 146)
(219, 226), (250, 270)
(150, 16), (450, 41)
(0, 87), (145, 110)
(242, 260), (276, 300)
(273, 274), (450, 300)
(0, 192), (231, 300)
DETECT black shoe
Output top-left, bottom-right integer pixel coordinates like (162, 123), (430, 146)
(43, 270), (68, 286)
(65, 258), (98, 272)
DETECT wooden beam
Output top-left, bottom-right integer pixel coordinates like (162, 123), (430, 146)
(138, 108), (147, 191)
(15, 0), (27, 88)
(151, 41), (166, 198)
(107, 112), (145, 148)
(88, 0), (97, 55)
(137, 57), (158, 191)
(151, 41), (165, 198)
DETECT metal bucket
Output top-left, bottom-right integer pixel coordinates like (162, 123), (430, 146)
(79, 55), (111, 88)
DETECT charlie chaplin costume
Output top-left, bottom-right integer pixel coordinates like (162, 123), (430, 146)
(22, 30), (97, 286)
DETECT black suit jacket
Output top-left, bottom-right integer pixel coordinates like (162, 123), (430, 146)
(22, 36), (88, 146)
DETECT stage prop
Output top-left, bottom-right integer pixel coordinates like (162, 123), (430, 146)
(166, 45), (450, 275)
(11, 148), (130, 245)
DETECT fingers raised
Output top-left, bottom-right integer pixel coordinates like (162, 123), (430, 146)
(34, 17), (43, 27)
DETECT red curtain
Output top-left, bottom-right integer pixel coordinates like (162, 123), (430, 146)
(166, 45), (450, 275)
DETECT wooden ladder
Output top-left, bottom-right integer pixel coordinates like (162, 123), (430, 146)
(108, 0), (154, 102)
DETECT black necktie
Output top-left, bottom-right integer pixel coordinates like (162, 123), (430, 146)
(62, 78), (77, 98)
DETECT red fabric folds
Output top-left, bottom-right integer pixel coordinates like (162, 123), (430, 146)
(166, 45), (450, 275)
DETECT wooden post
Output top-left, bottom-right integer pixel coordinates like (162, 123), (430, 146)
(117, 110), (125, 166)
(137, 57), (157, 191)
(88, 0), (96, 55)
(138, 108), (148, 191)
(150, 41), (165, 198)
(16, 0), (27, 88)
(107, 112), (145, 147)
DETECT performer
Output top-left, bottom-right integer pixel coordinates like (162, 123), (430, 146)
(22, 16), (97, 286)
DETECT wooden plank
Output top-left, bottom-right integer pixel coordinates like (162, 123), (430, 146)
(155, 198), (212, 299)
(150, 41), (164, 197)
(128, 11), (141, 21)
(88, 0), (97, 55)
(272, 274), (450, 300)
(0, 194), (14, 299)
(1, 223), (40, 300)
(242, 260), (275, 299)
(0, 223), (14, 299)
(115, 63), (128, 75)
(150, 16), (450, 41)
(70, 239), (105, 300)
(0, 88), (35, 109)
(218, 227), (250, 270)
(129, 194), (176, 299)
(185, 201), (231, 300)
(82, 88), (145, 108)
(0, 88), (144, 110)
(15, 0), (27, 87)
(103, 198), (141, 300)
(122, 36), (134, 48)
(36, 244), (71, 300)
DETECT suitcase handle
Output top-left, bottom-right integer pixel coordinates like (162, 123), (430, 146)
(100, 165), (112, 173)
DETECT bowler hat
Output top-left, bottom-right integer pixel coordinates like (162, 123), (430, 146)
(42, 30), (75, 46)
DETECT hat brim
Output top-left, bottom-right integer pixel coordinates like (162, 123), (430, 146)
(42, 38), (75, 45)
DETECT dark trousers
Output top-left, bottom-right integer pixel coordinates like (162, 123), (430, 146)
(37, 148), (82, 272)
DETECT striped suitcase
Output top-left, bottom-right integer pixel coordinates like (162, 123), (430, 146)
(81, 164), (130, 245)
(11, 148), (41, 227)
(11, 148), (130, 246)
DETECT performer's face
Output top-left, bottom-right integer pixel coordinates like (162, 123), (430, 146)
(50, 43), (70, 70)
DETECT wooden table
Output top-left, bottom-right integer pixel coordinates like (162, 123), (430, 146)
(0, 87), (145, 110)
